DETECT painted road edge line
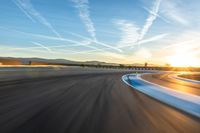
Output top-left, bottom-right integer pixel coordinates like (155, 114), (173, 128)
(122, 74), (200, 118)
(170, 74), (200, 84)
(137, 74), (200, 104)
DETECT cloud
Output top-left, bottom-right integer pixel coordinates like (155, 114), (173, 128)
(160, 0), (188, 25)
(114, 19), (140, 46)
(162, 40), (196, 50)
(134, 47), (152, 59)
(138, 0), (162, 42)
(93, 48), (152, 64)
(162, 31), (200, 50)
(143, 6), (170, 23)
(71, 1), (122, 52)
(152, 31), (200, 66)
(2, 43), (79, 54)
(2, 26), (122, 53)
(13, 0), (61, 38)
(1, 26), (100, 50)
(31, 42), (52, 52)
(139, 33), (168, 44)
(75, 33), (168, 53)
(111, 1), (164, 50)
(71, 0), (96, 41)
(69, 32), (123, 52)
(113, 17), (168, 48)
(13, 0), (36, 22)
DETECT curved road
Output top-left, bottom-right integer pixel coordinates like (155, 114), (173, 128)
(0, 71), (200, 133)
(141, 73), (200, 96)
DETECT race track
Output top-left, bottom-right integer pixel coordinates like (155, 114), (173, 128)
(0, 69), (199, 133)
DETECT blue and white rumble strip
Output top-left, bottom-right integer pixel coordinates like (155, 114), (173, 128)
(122, 74), (200, 118)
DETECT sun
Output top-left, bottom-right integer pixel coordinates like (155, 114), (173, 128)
(166, 44), (199, 67)
(167, 53), (198, 67)
(166, 54), (198, 67)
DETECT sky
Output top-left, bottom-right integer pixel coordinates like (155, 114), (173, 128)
(0, 0), (200, 66)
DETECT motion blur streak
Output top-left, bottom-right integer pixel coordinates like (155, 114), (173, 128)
(0, 68), (199, 133)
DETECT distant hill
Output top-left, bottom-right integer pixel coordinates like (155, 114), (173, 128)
(0, 57), (157, 66)
(0, 57), (120, 66)
(84, 61), (119, 66)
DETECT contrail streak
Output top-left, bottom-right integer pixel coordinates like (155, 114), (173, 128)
(70, 32), (122, 52)
(13, 0), (36, 22)
(71, 0), (96, 41)
(13, 0), (61, 38)
(31, 42), (53, 52)
(143, 6), (170, 24)
(66, 33), (168, 54)
(138, 0), (162, 44)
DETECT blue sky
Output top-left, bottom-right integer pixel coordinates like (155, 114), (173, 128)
(0, 0), (200, 66)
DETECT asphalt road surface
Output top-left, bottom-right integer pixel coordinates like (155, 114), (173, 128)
(0, 71), (200, 133)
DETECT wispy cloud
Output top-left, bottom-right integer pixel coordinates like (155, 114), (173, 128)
(134, 47), (152, 59)
(143, 6), (169, 23)
(71, 0), (96, 41)
(13, 0), (36, 22)
(114, 19), (140, 46)
(67, 33), (168, 54)
(13, 0), (61, 38)
(69, 32), (123, 52)
(162, 40), (196, 50)
(6, 45), (67, 50)
(112, 18), (167, 48)
(113, 1), (163, 49)
(1, 26), (166, 56)
(160, 0), (188, 25)
(94, 48), (152, 64)
(138, 0), (162, 43)
(71, 0), (124, 52)
(31, 42), (52, 52)
(6, 26), (122, 53)
(3, 44), (79, 54)
(116, 33), (167, 49)
(162, 31), (200, 50)
(1, 27), (102, 51)
(139, 33), (168, 44)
